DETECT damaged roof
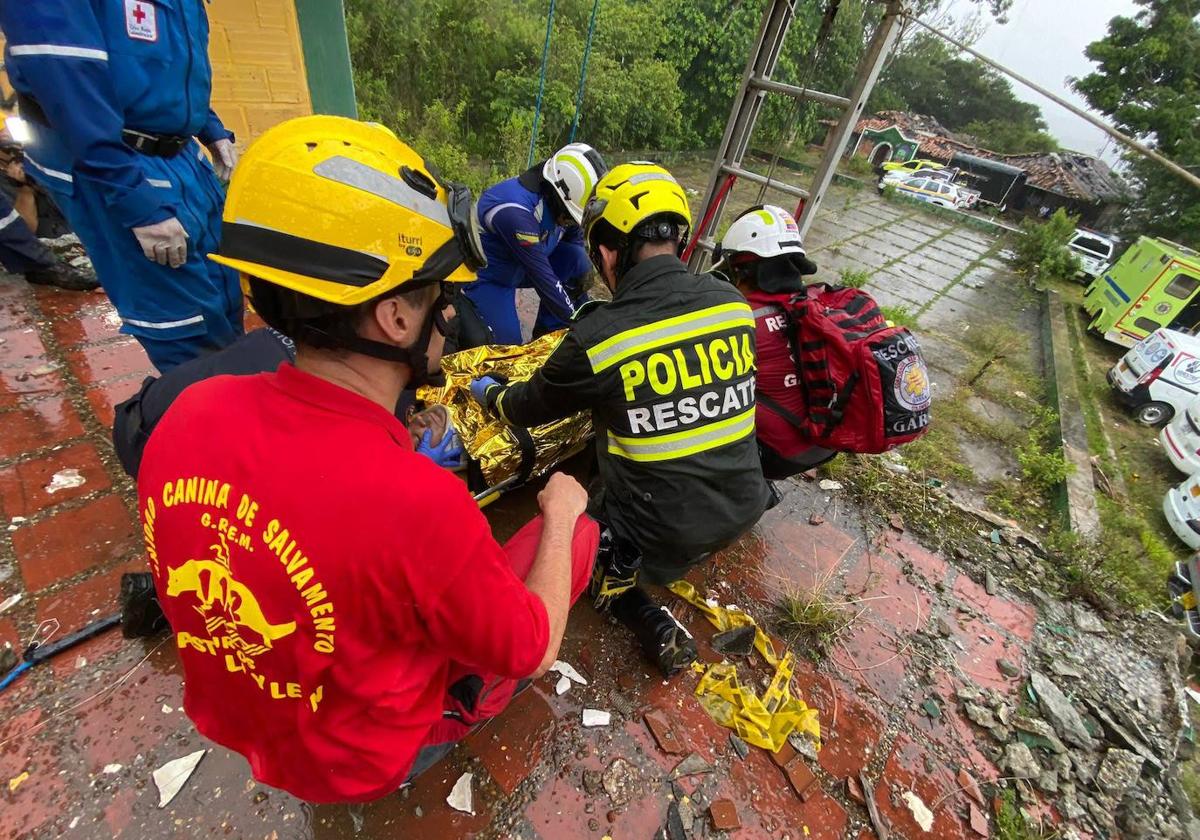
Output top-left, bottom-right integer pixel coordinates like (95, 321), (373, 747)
(856, 111), (1128, 203)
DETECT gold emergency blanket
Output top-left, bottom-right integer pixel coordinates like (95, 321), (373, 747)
(668, 580), (822, 754)
(416, 331), (593, 486)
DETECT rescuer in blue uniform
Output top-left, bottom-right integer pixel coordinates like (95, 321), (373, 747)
(1, 0), (244, 371)
(465, 143), (606, 345)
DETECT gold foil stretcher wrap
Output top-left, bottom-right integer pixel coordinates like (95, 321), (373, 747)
(416, 331), (594, 486)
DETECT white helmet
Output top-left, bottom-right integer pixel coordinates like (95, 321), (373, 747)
(543, 143), (607, 225)
(717, 204), (807, 261)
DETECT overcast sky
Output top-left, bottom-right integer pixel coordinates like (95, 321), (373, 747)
(945, 0), (1141, 159)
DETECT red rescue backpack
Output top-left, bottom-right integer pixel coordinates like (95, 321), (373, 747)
(757, 284), (931, 453)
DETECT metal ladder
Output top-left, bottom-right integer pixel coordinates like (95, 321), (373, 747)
(685, 0), (906, 272)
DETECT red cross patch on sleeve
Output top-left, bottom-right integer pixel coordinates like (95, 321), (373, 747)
(126, 0), (158, 42)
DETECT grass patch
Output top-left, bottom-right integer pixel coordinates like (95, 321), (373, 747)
(881, 304), (917, 328)
(996, 789), (1060, 840)
(839, 267), (872, 288)
(771, 569), (857, 661)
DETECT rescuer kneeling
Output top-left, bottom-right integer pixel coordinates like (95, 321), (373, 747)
(470, 163), (769, 677)
(135, 116), (598, 803)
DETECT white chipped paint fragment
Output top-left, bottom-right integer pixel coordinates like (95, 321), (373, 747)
(68, 816), (81, 830)
(555, 675), (571, 696)
(902, 791), (934, 832)
(446, 772), (474, 815)
(161, 704), (174, 714)
(11, 517), (26, 523)
(153, 750), (206, 808)
(102, 763), (122, 775)
(818, 479), (843, 491)
(549, 660), (588, 685)
(75, 656), (87, 669)
(0, 593), (21, 614)
(582, 709), (611, 727)
(45, 468), (86, 494)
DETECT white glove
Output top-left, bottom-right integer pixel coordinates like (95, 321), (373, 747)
(132, 216), (189, 268)
(208, 137), (239, 181)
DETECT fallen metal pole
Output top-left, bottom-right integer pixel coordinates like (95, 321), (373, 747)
(905, 14), (1200, 192)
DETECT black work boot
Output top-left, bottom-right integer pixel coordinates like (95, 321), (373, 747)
(589, 527), (642, 612)
(119, 572), (169, 638)
(25, 263), (100, 292)
(611, 587), (698, 678)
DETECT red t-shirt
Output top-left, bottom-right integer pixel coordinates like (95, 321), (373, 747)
(747, 288), (812, 458)
(137, 363), (550, 803)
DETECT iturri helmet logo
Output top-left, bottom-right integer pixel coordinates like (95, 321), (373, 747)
(894, 356), (932, 412)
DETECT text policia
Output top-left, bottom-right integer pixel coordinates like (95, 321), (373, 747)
(618, 331), (756, 434)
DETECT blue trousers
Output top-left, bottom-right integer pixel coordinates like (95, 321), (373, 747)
(0, 191), (56, 274)
(33, 142), (242, 372)
(464, 245), (593, 344)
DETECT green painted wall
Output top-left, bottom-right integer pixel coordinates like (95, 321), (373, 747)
(295, 0), (357, 118)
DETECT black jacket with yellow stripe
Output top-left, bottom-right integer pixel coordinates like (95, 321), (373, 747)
(486, 254), (769, 578)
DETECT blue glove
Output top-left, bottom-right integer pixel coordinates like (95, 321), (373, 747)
(417, 427), (464, 469)
(470, 376), (501, 405)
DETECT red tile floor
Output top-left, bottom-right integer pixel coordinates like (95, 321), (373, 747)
(0, 280), (1043, 838)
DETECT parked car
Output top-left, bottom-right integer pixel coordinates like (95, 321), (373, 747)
(884, 175), (965, 209)
(957, 187), (981, 209)
(1163, 471), (1200, 550)
(1068, 228), (1117, 280)
(1083, 236), (1200, 348)
(1107, 328), (1200, 426)
(880, 158), (945, 176)
(1167, 559), (1200, 642)
(1162, 394), (1200, 475)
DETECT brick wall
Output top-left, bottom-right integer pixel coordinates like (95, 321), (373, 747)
(207, 0), (313, 141)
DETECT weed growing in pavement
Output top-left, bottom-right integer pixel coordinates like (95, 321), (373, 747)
(881, 304), (917, 328)
(881, 182), (898, 200)
(770, 568), (860, 662)
(839, 267), (872, 288)
(843, 155), (874, 177)
(996, 789), (1061, 840)
(1015, 406), (1073, 493)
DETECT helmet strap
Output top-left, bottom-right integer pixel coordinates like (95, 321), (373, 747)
(297, 288), (448, 387)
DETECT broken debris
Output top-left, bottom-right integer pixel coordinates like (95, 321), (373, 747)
(44, 468), (85, 494)
(446, 772), (474, 815)
(902, 790), (934, 832)
(550, 660), (588, 685)
(644, 710), (686, 755)
(709, 799), (740, 831)
(1029, 672), (1096, 750)
(818, 479), (843, 491)
(669, 752), (713, 779)
(555, 675), (571, 695)
(153, 749), (206, 808)
(582, 709), (611, 727)
(711, 624), (756, 657)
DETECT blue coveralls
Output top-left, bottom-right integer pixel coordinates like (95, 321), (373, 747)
(464, 172), (593, 345)
(1, 0), (243, 371)
(0, 192), (57, 275)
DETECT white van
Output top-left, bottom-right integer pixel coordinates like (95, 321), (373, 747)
(1162, 395), (1200, 474)
(1164, 472), (1200, 550)
(1108, 328), (1200, 426)
(1069, 229), (1116, 280)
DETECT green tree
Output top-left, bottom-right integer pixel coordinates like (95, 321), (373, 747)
(1073, 0), (1200, 248)
(870, 32), (1055, 146)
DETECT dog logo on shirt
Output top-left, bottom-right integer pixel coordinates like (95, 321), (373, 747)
(125, 0), (158, 42)
(166, 534), (296, 656)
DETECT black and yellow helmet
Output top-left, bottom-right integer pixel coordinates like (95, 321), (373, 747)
(581, 162), (691, 270)
(210, 115), (484, 306)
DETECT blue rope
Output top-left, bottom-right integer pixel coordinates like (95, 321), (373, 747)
(568, 0), (602, 143)
(527, 0), (557, 168)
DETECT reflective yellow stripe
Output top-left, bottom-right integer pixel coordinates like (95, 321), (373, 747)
(587, 303), (754, 373)
(607, 407), (756, 462)
(561, 155), (594, 204)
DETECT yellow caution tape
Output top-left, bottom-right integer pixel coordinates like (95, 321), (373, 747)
(669, 581), (821, 753)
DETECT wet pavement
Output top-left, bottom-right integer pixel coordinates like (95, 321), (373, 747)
(0, 195), (1048, 839)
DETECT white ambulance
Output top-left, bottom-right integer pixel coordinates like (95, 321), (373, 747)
(1108, 328), (1200, 427)
(1164, 472), (1200, 550)
(1161, 395), (1200, 475)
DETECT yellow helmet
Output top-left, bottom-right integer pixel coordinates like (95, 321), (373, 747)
(210, 115), (484, 307)
(581, 162), (691, 255)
